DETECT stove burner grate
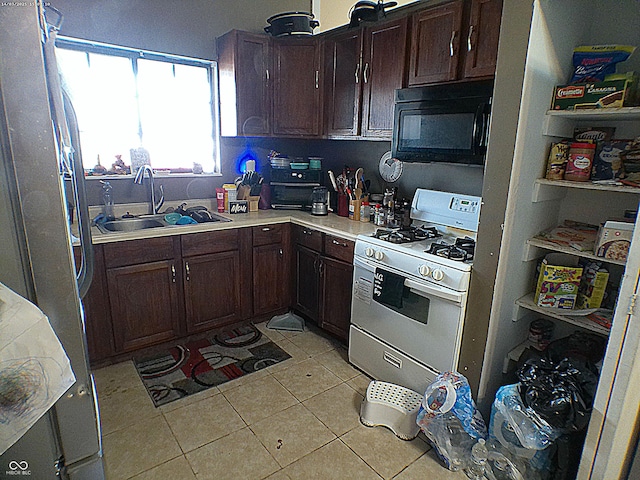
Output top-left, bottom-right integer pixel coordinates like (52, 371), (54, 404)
(373, 226), (441, 244)
(426, 238), (475, 262)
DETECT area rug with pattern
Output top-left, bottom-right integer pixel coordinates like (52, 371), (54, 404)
(133, 325), (290, 407)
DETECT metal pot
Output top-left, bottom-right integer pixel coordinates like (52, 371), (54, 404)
(348, 1), (398, 28)
(264, 12), (319, 37)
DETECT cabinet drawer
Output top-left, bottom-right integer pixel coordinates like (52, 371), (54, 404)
(253, 223), (284, 246)
(294, 224), (323, 252)
(324, 235), (355, 263)
(181, 229), (240, 257)
(103, 236), (176, 268)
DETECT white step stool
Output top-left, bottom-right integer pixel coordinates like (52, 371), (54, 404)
(360, 380), (423, 440)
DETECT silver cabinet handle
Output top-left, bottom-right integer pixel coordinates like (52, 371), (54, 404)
(450, 30), (456, 57)
(302, 229), (313, 236)
(363, 63), (370, 83)
(332, 239), (348, 248)
(315, 70), (319, 89)
(185, 262), (190, 282)
(262, 227), (271, 231)
(467, 25), (474, 52)
(279, 248), (283, 256)
(355, 63), (360, 84)
(266, 69), (270, 81)
(171, 264), (176, 283)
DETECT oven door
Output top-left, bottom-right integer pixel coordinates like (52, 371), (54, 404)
(350, 256), (467, 373)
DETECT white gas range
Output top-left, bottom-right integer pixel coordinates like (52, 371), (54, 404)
(349, 188), (481, 393)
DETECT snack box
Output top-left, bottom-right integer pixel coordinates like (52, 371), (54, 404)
(534, 220), (599, 252)
(551, 80), (632, 110)
(595, 220), (634, 261)
(576, 261), (609, 309)
(535, 253), (583, 309)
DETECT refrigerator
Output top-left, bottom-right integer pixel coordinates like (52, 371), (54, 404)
(0, 3), (105, 479)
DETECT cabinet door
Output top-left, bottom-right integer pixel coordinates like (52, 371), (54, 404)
(183, 251), (241, 333)
(218, 30), (270, 136)
(253, 243), (288, 316)
(272, 37), (322, 136)
(463, 0), (502, 78)
(75, 245), (115, 364)
(324, 29), (363, 137)
(361, 17), (408, 138)
(107, 260), (181, 352)
(408, 0), (464, 86)
(294, 244), (320, 321)
(319, 256), (353, 342)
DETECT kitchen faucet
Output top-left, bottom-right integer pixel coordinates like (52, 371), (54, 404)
(133, 165), (164, 214)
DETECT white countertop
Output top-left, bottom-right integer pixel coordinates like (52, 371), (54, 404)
(87, 204), (377, 245)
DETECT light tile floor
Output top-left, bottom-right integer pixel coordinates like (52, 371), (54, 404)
(94, 322), (467, 480)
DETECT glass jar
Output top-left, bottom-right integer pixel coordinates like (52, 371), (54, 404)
(360, 202), (370, 222)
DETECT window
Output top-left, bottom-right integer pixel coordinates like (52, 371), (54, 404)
(55, 37), (220, 174)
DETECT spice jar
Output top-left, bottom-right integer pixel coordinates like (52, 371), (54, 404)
(360, 201), (370, 222)
(564, 142), (596, 181)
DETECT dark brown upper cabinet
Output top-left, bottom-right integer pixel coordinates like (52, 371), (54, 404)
(463, 0), (502, 79)
(272, 36), (322, 137)
(408, 1), (464, 85)
(408, 0), (502, 86)
(218, 30), (271, 136)
(323, 29), (363, 137)
(361, 17), (409, 138)
(324, 17), (408, 139)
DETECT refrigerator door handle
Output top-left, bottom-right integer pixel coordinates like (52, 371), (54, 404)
(43, 27), (95, 299)
(61, 88), (94, 299)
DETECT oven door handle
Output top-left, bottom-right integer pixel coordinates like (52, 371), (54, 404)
(404, 278), (465, 305)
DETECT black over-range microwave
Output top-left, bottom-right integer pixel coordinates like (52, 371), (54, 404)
(392, 80), (494, 165)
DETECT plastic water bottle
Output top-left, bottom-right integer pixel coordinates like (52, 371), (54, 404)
(467, 438), (488, 479)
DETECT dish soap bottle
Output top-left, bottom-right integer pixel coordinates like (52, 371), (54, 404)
(100, 180), (115, 221)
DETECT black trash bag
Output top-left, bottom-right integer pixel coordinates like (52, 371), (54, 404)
(516, 356), (598, 432)
(546, 331), (607, 365)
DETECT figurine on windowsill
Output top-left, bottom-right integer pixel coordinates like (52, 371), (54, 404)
(92, 154), (107, 175)
(109, 154), (130, 175)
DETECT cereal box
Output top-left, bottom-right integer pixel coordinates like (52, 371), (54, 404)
(596, 221), (634, 261)
(535, 253), (583, 309)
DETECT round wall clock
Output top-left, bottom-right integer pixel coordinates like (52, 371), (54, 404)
(378, 151), (403, 182)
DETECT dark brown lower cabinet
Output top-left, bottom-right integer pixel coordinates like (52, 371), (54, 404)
(292, 225), (355, 342)
(319, 255), (354, 340)
(294, 244), (321, 322)
(75, 244), (116, 363)
(183, 251), (242, 333)
(107, 259), (182, 352)
(252, 223), (291, 318)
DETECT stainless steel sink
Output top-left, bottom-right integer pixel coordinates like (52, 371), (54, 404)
(96, 211), (231, 233)
(98, 218), (166, 233)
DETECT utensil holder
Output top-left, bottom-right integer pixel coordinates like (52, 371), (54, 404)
(337, 194), (349, 217)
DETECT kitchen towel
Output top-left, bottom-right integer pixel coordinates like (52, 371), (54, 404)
(373, 267), (405, 308)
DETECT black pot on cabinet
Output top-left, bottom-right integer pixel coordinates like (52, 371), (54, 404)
(264, 12), (319, 37)
(348, 1), (398, 28)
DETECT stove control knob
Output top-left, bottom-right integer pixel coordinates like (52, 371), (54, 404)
(418, 265), (431, 277)
(431, 269), (445, 281)
(365, 247), (375, 258)
(374, 250), (385, 261)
